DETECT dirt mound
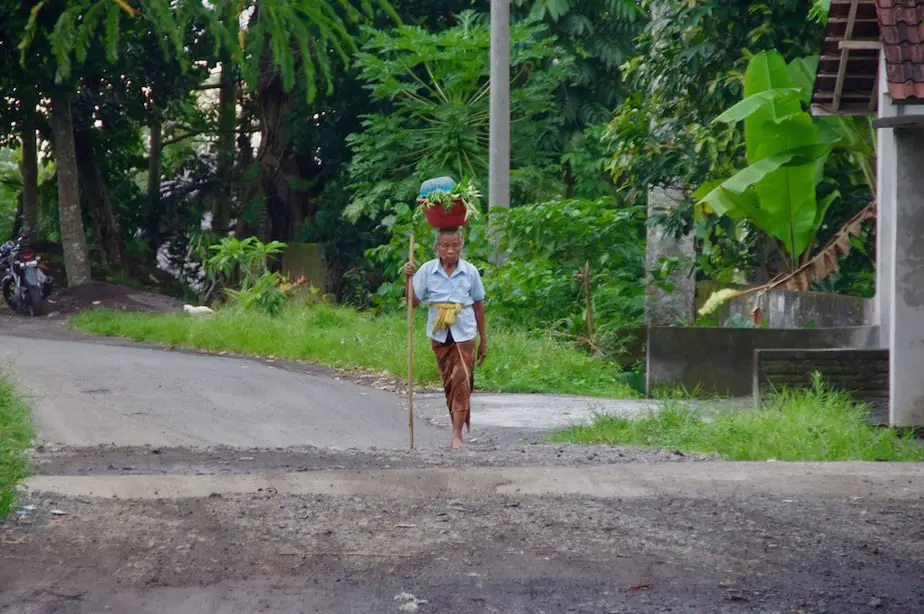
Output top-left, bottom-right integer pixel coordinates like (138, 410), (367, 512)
(47, 282), (183, 316)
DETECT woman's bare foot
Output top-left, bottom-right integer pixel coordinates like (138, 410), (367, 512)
(450, 413), (466, 450)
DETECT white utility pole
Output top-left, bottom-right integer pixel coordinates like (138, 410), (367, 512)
(489, 0), (510, 259)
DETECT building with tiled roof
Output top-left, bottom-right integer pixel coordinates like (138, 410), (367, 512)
(812, 0), (924, 114)
(811, 0), (924, 426)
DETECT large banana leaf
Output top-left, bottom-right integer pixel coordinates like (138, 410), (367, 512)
(712, 88), (803, 125)
(742, 51), (801, 165)
(752, 114), (823, 258)
(712, 56), (820, 126)
(787, 55), (819, 102)
(697, 50), (834, 262)
(696, 144), (833, 256)
(697, 144), (833, 204)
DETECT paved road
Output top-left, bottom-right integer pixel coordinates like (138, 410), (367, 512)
(0, 333), (661, 450)
(415, 392), (656, 431)
(0, 335), (442, 449)
(23, 461), (924, 500)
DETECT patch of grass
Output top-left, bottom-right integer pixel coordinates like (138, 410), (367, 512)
(0, 376), (33, 519)
(552, 376), (924, 461)
(70, 305), (639, 398)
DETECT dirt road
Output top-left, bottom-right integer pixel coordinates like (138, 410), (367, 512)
(4, 458), (924, 614)
(1, 323), (923, 613)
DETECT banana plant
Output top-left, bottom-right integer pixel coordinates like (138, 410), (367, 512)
(695, 49), (842, 272)
(695, 48), (878, 317)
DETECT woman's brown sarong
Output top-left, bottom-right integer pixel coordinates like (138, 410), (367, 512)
(431, 334), (476, 431)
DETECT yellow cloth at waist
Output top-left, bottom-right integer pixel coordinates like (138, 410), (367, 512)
(430, 302), (464, 335)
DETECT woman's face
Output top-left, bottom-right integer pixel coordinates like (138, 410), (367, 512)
(437, 233), (463, 265)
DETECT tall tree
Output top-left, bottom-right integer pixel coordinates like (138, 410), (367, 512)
(49, 90), (91, 284)
(514, 0), (646, 126)
(14, 0), (189, 284)
(203, 0), (398, 241)
(19, 123), (39, 235)
(211, 0), (242, 235)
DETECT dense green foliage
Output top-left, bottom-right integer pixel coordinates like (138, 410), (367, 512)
(0, 0), (877, 354)
(344, 11), (569, 221)
(364, 194), (646, 360)
(605, 0), (875, 287)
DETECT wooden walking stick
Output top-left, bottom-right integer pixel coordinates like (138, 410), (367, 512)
(407, 234), (415, 450)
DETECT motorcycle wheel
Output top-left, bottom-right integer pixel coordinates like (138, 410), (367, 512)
(2, 278), (15, 311)
(27, 285), (43, 317)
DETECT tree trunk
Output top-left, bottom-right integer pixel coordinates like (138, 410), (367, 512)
(12, 193), (23, 240)
(563, 163), (575, 199)
(20, 125), (39, 235)
(147, 113), (163, 253)
(257, 55), (302, 242)
(234, 94), (259, 237)
(74, 129), (125, 268)
(213, 63), (237, 234)
(50, 91), (91, 287)
(213, 0), (239, 235)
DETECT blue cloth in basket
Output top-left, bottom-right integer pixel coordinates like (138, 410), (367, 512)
(419, 176), (456, 198)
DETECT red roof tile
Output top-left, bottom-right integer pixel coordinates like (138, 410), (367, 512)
(876, 0), (924, 100)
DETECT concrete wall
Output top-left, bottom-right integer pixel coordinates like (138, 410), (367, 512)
(721, 290), (874, 329)
(646, 326), (880, 397)
(876, 49), (896, 349)
(887, 125), (924, 426)
(754, 348), (888, 424)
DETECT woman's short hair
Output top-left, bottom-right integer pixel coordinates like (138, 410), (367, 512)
(435, 227), (464, 245)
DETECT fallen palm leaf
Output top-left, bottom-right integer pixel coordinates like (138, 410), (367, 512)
(773, 200), (876, 293)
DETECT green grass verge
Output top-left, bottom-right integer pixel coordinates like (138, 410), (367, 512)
(0, 376), (33, 520)
(70, 305), (639, 398)
(552, 380), (924, 461)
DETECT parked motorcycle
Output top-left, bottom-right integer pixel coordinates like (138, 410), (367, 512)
(0, 232), (53, 316)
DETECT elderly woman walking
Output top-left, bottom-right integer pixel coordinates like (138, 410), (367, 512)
(404, 228), (487, 450)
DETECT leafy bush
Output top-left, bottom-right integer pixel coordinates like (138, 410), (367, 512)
(203, 236), (289, 316)
(205, 236), (287, 289)
(225, 272), (287, 317)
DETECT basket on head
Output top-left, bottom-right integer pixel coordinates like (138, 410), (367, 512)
(418, 176), (469, 229)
